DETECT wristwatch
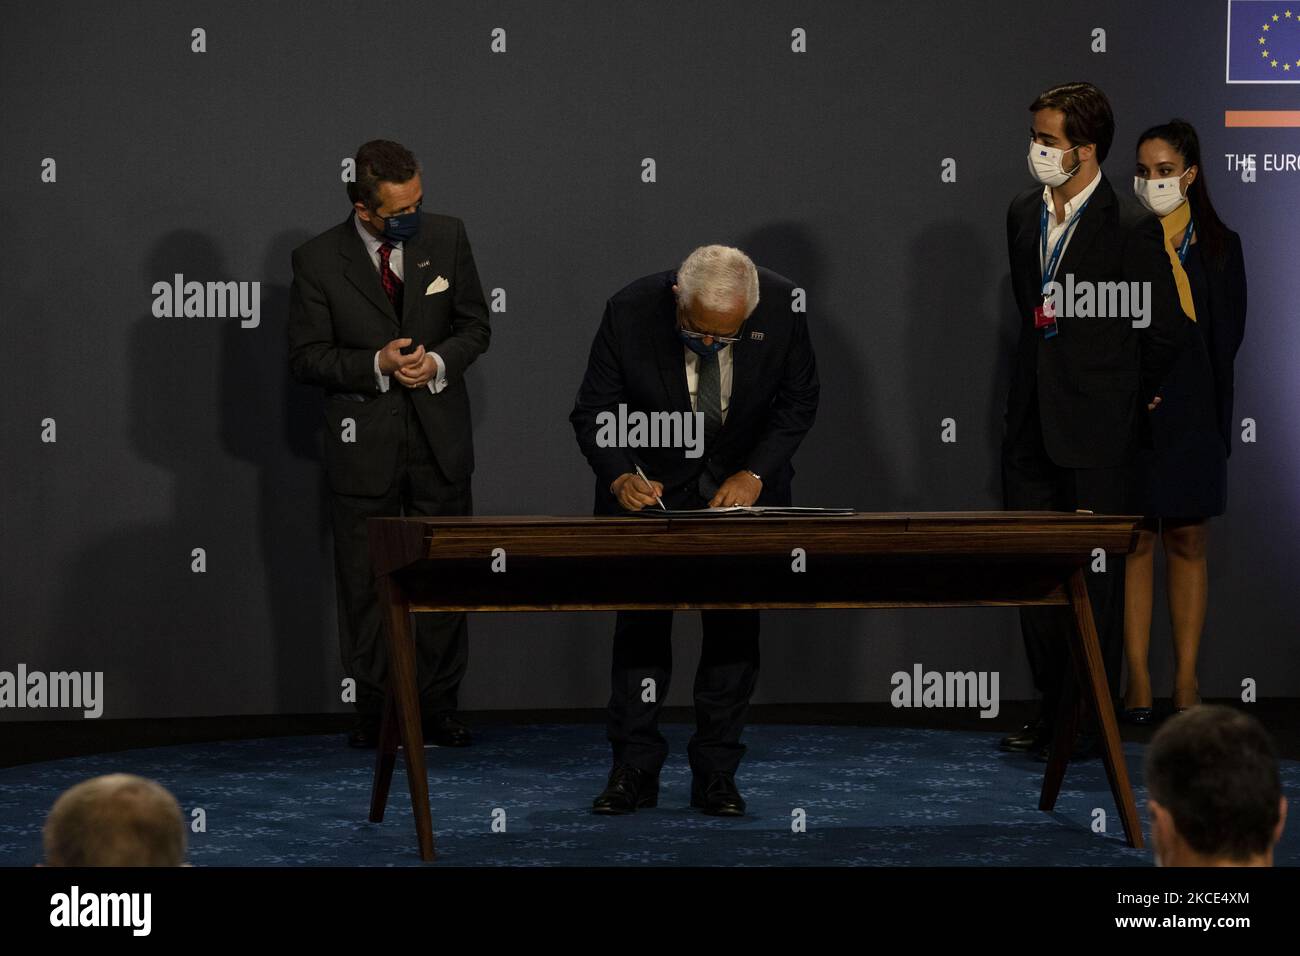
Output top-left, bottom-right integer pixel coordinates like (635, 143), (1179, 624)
(745, 469), (762, 482)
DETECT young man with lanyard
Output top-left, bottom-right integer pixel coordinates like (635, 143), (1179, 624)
(998, 82), (1190, 761)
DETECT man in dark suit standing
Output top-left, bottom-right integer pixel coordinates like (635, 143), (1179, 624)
(1000, 83), (1188, 760)
(570, 245), (819, 816)
(289, 140), (490, 748)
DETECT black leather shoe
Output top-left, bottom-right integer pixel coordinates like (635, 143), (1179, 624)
(592, 765), (658, 814)
(348, 715), (380, 749)
(999, 715), (1051, 753)
(690, 772), (746, 817)
(423, 712), (472, 747)
(1034, 731), (1099, 762)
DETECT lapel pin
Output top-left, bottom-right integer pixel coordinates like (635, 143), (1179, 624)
(750, 331), (765, 341)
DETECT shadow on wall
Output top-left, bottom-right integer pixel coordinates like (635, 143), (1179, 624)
(904, 219), (1016, 509)
(993, 271), (1017, 499)
(736, 221), (904, 702)
(49, 231), (335, 719)
(733, 221), (1025, 703)
(900, 223), (1025, 691)
(737, 220), (899, 510)
(220, 229), (333, 713)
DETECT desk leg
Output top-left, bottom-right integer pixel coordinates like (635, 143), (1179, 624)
(1055, 568), (1144, 849)
(371, 573), (436, 862)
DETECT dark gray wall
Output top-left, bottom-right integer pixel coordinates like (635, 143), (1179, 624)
(2, 1), (1296, 720)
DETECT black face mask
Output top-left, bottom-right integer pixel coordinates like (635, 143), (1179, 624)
(378, 207), (420, 242)
(368, 199), (422, 242)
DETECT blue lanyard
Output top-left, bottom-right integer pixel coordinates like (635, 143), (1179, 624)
(1039, 196), (1091, 296)
(1176, 217), (1195, 263)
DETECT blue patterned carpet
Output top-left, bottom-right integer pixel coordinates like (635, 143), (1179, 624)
(2, 723), (1296, 866)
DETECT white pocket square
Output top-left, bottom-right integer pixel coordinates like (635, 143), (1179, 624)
(425, 276), (449, 295)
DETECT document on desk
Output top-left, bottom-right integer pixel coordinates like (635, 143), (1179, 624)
(630, 506), (856, 517)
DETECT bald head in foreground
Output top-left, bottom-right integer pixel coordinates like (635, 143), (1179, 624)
(43, 773), (186, 867)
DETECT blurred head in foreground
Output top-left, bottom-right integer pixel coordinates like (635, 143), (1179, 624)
(43, 773), (186, 867)
(1146, 706), (1286, 867)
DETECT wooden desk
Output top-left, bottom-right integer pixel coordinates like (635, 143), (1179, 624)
(365, 512), (1142, 861)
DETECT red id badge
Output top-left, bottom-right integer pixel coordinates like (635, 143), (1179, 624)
(1033, 301), (1055, 329)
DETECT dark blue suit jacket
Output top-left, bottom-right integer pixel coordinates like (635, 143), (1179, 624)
(570, 267), (819, 514)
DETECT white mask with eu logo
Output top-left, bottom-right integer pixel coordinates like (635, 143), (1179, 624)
(1027, 140), (1082, 187)
(1133, 174), (1188, 217)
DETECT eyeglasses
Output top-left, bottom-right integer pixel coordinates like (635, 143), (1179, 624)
(677, 304), (746, 344)
(679, 327), (743, 345)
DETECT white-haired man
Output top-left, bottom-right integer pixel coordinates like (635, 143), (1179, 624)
(570, 245), (820, 816)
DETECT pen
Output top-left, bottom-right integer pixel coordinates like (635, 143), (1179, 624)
(634, 464), (667, 511)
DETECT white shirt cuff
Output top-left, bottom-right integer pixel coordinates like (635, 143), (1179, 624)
(427, 352), (447, 394)
(373, 350), (390, 393)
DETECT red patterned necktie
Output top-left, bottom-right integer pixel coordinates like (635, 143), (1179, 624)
(378, 242), (404, 314)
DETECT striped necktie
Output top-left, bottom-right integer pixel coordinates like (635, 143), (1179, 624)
(697, 350), (723, 500)
(378, 242), (403, 315)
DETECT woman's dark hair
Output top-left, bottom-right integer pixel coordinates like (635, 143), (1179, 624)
(1137, 119), (1229, 267)
(346, 140), (420, 212)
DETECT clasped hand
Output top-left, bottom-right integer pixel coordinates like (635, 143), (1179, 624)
(379, 338), (436, 388)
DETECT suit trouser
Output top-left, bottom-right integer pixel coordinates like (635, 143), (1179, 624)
(328, 390), (471, 717)
(608, 608), (760, 778)
(605, 478), (765, 778)
(1002, 394), (1134, 726)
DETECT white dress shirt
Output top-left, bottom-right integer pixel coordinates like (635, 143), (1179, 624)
(353, 214), (447, 394)
(1039, 169), (1102, 283)
(684, 345), (733, 420)
(609, 342), (739, 495)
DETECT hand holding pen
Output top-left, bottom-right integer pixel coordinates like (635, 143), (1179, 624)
(635, 464), (668, 511)
(610, 466), (666, 511)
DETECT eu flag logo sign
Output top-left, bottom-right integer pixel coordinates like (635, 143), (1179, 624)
(1228, 1), (1300, 82)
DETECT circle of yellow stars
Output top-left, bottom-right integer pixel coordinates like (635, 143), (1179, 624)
(1258, 10), (1300, 71)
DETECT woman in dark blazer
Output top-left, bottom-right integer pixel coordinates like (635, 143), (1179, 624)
(1123, 119), (1247, 723)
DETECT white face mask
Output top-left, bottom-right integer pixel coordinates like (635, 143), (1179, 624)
(1028, 139), (1082, 187)
(1133, 173), (1188, 217)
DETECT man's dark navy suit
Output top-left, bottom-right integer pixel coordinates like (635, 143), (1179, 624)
(570, 266), (818, 777)
(1002, 173), (1188, 727)
(289, 211), (490, 719)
